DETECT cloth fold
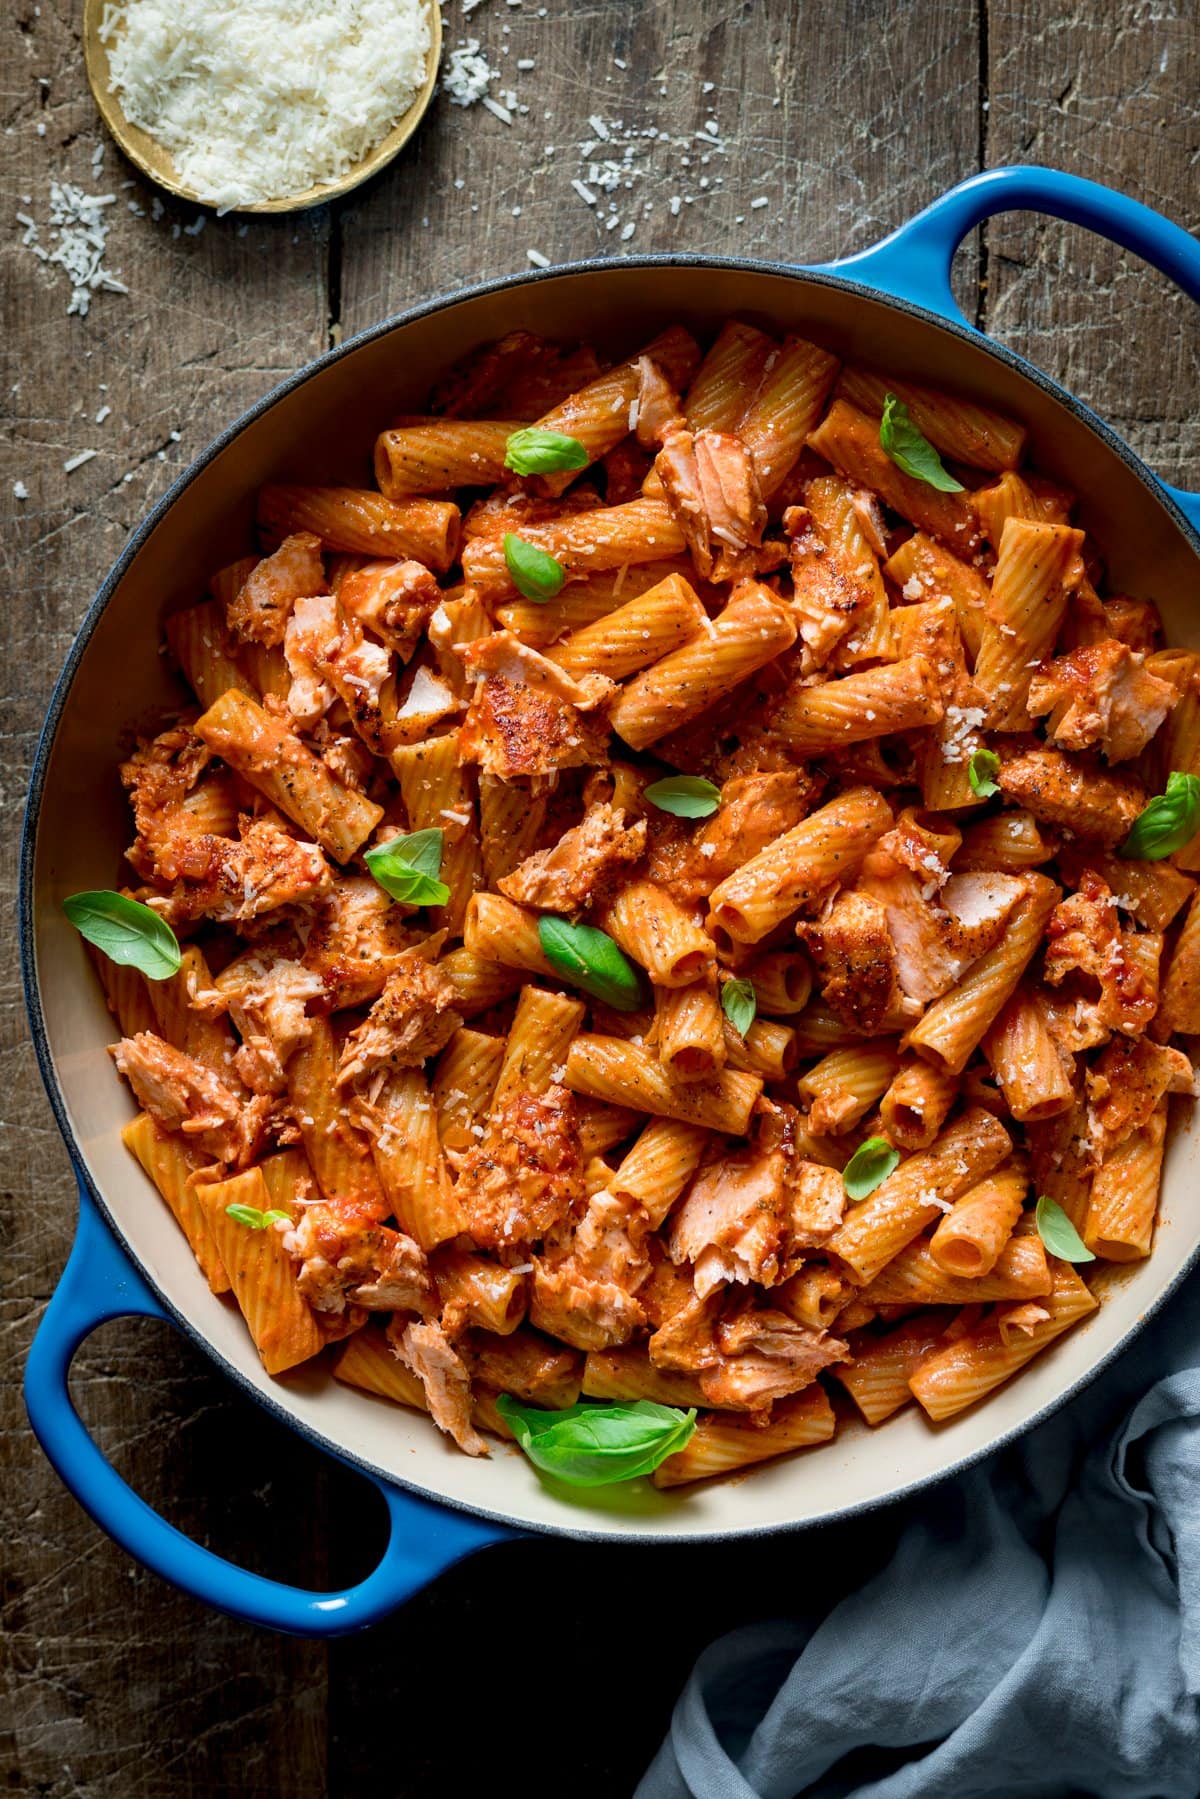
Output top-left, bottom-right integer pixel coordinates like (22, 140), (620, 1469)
(637, 1271), (1200, 1799)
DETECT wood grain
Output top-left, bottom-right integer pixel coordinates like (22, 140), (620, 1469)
(1, 0), (1196, 1791)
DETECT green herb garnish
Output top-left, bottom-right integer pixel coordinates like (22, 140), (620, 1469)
(495, 1395), (696, 1485)
(63, 890), (182, 981)
(504, 427), (590, 477)
(644, 775), (722, 819)
(1034, 1195), (1095, 1263)
(1120, 772), (1200, 861)
(968, 747), (1001, 799)
(842, 1136), (901, 1202)
(364, 828), (451, 907)
(879, 392), (965, 493)
(226, 1204), (292, 1230)
(537, 915), (643, 1012)
(504, 533), (567, 602)
(720, 975), (757, 1038)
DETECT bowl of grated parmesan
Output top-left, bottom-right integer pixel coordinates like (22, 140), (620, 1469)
(84, 0), (441, 214)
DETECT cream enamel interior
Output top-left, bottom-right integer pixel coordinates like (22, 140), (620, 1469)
(29, 263), (1200, 1540)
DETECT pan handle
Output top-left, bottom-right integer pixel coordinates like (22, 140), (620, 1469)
(808, 164), (1200, 531)
(24, 1184), (514, 1635)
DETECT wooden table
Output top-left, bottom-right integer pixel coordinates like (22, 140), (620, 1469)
(2, 1), (1197, 1790)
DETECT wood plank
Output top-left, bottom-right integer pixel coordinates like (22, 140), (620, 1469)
(339, 0), (981, 328)
(3, 0), (1198, 1790)
(984, 0), (1200, 489)
(1, 0), (332, 1791)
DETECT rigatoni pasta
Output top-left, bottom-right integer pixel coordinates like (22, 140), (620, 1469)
(83, 313), (1193, 1493)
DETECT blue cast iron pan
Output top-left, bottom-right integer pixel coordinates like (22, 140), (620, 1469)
(20, 166), (1200, 1634)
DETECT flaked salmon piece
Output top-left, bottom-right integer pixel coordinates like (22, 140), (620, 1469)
(121, 721), (212, 835)
(799, 889), (901, 1032)
(284, 592), (393, 752)
(149, 816), (334, 927)
(998, 748), (1146, 848)
(654, 425), (774, 583)
(392, 1319), (487, 1456)
(1027, 639), (1178, 764)
(668, 1142), (787, 1297)
(319, 730), (375, 792)
(531, 1188), (650, 1349)
(457, 630), (616, 779)
(121, 721), (221, 885)
(1044, 869), (1158, 1036)
(301, 875), (417, 1010)
(498, 802), (646, 913)
(647, 1286), (724, 1371)
(855, 859), (961, 1005)
(463, 1326), (584, 1407)
(850, 489), (889, 560)
(787, 1161), (846, 1250)
(783, 500), (877, 666)
(869, 816), (954, 890)
(454, 1085), (584, 1251)
(1095, 595), (1163, 655)
(458, 631), (614, 712)
(461, 482), (603, 543)
(632, 356), (685, 448)
(217, 951), (326, 1094)
(636, 1238), (700, 1329)
(387, 663), (461, 750)
(290, 1205), (434, 1315)
(112, 1031), (267, 1167)
(283, 593), (339, 724)
(228, 533), (326, 647)
(337, 559), (440, 663)
(530, 1260), (645, 1351)
(459, 673), (611, 779)
(1086, 1034), (1193, 1154)
(699, 1307), (849, 1410)
(855, 832), (1022, 1007)
(937, 872), (1027, 965)
(226, 816), (333, 918)
(336, 950), (463, 1087)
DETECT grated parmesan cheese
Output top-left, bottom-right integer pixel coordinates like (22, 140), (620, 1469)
(98, 0), (432, 211)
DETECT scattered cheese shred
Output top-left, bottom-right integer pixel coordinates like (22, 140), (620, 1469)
(444, 38), (494, 107)
(98, 0), (431, 211)
(16, 182), (128, 317)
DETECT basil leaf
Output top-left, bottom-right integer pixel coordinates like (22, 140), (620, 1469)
(364, 828), (451, 907)
(1035, 1194), (1095, 1263)
(63, 889), (182, 981)
(644, 775), (722, 819)
(537, 915), (644, 1012)
(842, 1135), (901, 1202)
(496, 1395), (696, 1485)
(721, 975), (757, 1038)
(968, 747), (1001, 799)
(504, 427), (590, 476)
(1120, 771), (1200, 861)
(226, 1203), (269, 1229)
(504, 533), (566, 603)
(264, 1209), (292, 1226)
(879, 393), (965, 493)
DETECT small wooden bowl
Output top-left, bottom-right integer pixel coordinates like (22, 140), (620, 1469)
(83, 0), (442, 214)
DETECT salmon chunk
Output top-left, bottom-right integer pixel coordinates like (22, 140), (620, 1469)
(227, 533), (326, 647)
